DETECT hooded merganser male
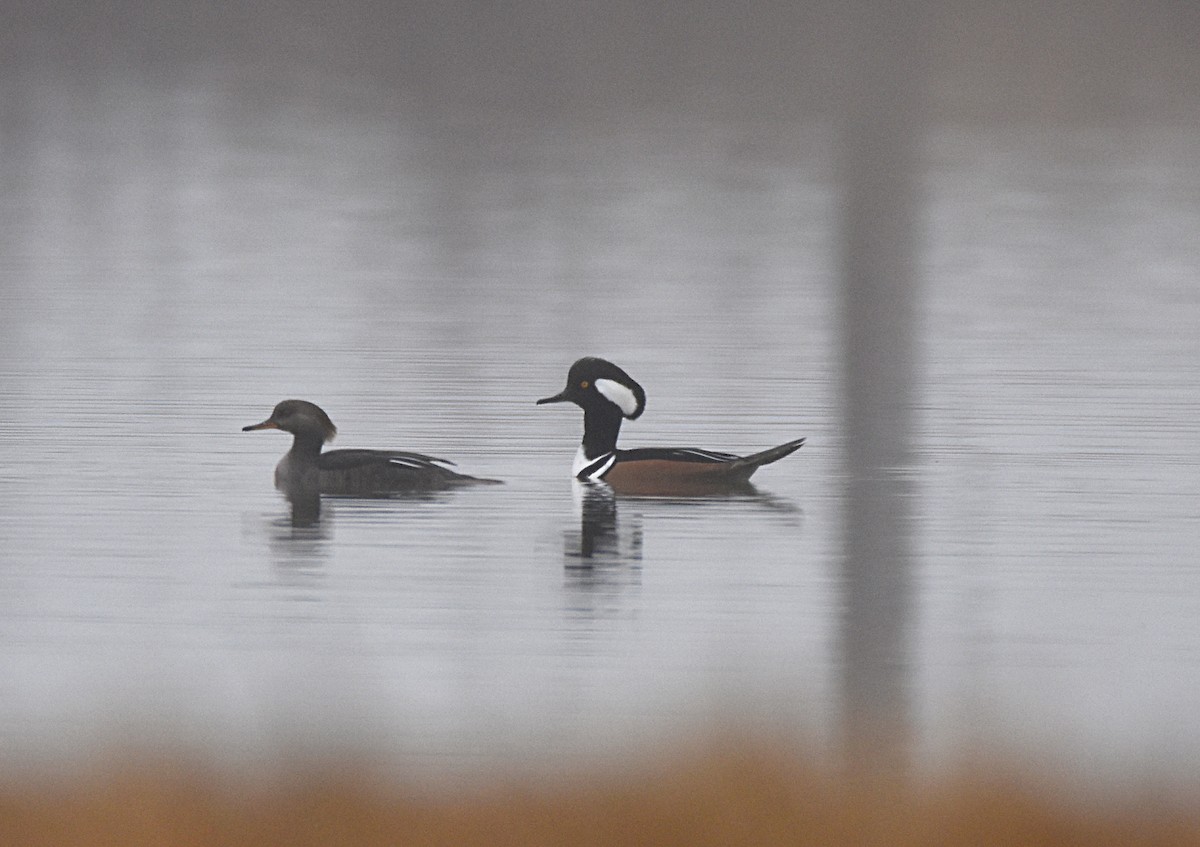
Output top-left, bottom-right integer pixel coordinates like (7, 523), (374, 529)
(536, 357), (805, 495)
(243, 399), (499, 494)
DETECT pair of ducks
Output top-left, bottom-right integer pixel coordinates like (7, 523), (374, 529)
(244, 357), (806, 497)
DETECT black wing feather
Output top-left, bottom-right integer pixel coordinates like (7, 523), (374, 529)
(318, 448), (457, 472)
(617, 447), (741, 464)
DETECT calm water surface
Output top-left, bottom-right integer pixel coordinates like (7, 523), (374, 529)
(2, 10), (1200, 783)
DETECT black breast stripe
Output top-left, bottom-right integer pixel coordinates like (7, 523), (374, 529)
(577, 452), (617, 481)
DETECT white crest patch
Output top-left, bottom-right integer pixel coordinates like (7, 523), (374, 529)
(595, 378), (640, 418)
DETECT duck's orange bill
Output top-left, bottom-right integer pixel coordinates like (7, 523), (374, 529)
(242, 420), (280, 432)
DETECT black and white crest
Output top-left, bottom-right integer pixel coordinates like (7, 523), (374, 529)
(582, 358), (645, 420)
(594, 377), (642, 419)
(537, 357), (646, 420)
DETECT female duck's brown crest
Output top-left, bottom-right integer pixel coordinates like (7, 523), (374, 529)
(244, 399), (338, 443)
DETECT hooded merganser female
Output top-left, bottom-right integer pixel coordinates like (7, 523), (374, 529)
(243, 399), (499, 494)
(536, 357), (805, 495)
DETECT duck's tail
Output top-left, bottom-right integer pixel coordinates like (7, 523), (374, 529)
(729, 437), (806, 479)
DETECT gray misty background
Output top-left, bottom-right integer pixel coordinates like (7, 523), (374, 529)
(1, 1), (1199, 781)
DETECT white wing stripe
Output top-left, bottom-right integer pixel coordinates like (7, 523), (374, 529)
(672, 448), (733, 462)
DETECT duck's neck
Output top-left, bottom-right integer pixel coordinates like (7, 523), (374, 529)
(580, 405), (623, 459)
(287, 431), (326, 464)
(275, 432), (325, 494)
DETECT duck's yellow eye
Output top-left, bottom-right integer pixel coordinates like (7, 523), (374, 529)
(580, 380), (589, 389)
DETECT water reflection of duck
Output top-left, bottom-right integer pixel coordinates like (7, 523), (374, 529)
(563, 481), (642, 566)
(243, 399), (501, 496)
(537, 357), (805, 496)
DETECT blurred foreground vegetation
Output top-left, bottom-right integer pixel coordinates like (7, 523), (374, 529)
(2, 734), (1197, 846)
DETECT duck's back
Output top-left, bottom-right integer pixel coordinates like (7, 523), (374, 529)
(316, 449), (496, 494)
(601, 438), (806, 496)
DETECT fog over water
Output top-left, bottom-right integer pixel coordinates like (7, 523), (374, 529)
(1, 1), (1199, 780)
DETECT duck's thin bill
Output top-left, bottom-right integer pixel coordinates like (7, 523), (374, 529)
(536, 392), (569, 405)
(242, 420), (279, 431)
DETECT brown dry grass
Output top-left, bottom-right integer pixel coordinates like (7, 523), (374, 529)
(1, 737), (1198, 847)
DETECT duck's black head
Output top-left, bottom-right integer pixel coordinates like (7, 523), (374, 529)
(536, 356), (646, 420)
(243, 399), (338, 443)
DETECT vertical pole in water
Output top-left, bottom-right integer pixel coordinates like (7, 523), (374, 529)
(837, 1), (924, 774)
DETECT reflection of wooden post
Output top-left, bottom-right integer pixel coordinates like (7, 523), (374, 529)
(838, 2), (924, 773)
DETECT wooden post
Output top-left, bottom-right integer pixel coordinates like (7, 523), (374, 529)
(837, 1), (925, 774)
